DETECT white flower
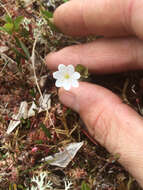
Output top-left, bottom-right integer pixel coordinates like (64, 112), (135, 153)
(53, 64), (80, 91)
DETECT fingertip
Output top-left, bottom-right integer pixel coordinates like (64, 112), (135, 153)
(53, 1), (73, 34)
(53, 1), (70, 25)
(45, 46), (79, 70)
(45, 52), (56, 70)
(53, 0), (87, 36)
(53, 0), (138, 37)
(59, 87), (79, 112)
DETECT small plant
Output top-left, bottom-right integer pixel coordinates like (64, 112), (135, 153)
(0, 14), (24, 35)
(40, 123), (51, 139)
(75, 64), (89, 80)
(0, 13), (30, 66)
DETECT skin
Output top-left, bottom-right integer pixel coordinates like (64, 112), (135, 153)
(46, 0), (143, 187)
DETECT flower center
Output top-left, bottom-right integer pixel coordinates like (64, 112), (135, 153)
(64, 73), (70, 79)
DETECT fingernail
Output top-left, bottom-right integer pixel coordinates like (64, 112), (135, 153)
(59, 89), (79, 112)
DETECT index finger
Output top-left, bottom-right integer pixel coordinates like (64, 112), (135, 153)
(54, 0), (143, 38)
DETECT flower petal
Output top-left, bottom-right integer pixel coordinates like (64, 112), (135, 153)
(72, 79), (79, 88)
(63, 79), (71, 90)
(67, 65), (74, 74)
(53, 71), (62, 79)
(58, 64), (66, 71)
(55, 80), (63, 87)
(72, 72), (80, 80)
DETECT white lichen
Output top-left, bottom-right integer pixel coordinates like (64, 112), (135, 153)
(27, 172), (53, 190)
(26, 172), (73, 190)
(64, 178), (73, 190)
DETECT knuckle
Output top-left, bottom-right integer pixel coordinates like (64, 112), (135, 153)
(82, 102), (122, 152)
(122, 0), (138, 34)
(81, 104), (112, 148)
(92, 109), (112, 147)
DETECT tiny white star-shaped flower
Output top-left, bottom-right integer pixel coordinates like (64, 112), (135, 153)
(53, 64), (80, 91)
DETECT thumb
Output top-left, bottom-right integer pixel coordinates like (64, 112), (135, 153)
(59, 82), (143, 187)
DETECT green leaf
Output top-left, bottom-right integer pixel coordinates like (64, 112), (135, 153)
(17, 184), (24, 189)
(48, 18), (58, 30)
(4, 14), (13, 23)
(15, 36), (22, 47)
(19, 40), (30, 59)
(15, 37), (30, 59)
(41, 9), (53, 19)
(29, 88), (36, 98)
(12, 47), (27, 60)
(81, 182), (91, 190)
(3, 23), (14, 34)
(14, 16), (24, 31)
(40, 9), (59, 31)
(26, 119), (31, 129)
(0, 26), (8, 33)
(75, 64), (89, 79)
(40, 123), (51, 139)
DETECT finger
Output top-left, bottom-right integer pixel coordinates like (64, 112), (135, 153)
(59, 82), (143, 187)
(46, 37), (143, 74)
(54, 0), (143, 38)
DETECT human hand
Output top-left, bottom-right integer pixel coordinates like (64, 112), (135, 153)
(46, 0), (143, 187)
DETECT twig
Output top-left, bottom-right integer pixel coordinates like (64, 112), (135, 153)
(31, 35), (43, 100)
(31, 35), (57, 135)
